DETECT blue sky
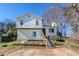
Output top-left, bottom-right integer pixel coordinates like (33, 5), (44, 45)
(0, 3), (56, 21)
(0, 3), (72, 35)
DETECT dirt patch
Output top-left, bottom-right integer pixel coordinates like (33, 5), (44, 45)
(4, 47), (79, 56)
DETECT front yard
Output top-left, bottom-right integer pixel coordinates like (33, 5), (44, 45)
(0, 41), (16, 48)
(0, 38), (79, 56)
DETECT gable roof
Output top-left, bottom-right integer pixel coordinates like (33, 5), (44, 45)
(16, 13), (43, 20)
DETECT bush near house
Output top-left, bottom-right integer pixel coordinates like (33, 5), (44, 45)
(0, 19), (16, 42)
(44, 36), (65, 46)
(50, 36), (65, 42)
(2, 29), (17, 42)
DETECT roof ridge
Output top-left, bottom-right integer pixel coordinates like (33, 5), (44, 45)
(16, 13), (43, 19)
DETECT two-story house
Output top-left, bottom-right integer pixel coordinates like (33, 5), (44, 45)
(16, 13), (57, 40)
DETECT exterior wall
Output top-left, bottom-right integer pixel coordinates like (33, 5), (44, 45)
(17, 29), (43, 40)
(45, 27), (57, 36)
(16, 14), (58, 40)
(54, 27), (57, 36)
(16, 15), (43, 29)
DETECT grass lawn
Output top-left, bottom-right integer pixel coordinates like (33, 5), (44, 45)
(0, 41), (16, 48)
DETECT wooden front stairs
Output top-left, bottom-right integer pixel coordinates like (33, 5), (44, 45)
(42, 31), (55, 48)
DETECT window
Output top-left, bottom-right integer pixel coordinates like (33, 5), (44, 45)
(20, 20), (23, 25)
(49, 28), (54, 33)
(36, 20), (39, 25)
(33, 32), (36, 37)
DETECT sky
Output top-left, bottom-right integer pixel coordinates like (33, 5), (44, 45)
(0, 3), (72, 35)
(0, 3), (56, 21)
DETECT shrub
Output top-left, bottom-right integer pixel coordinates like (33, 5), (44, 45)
(51, 36), (65, 42)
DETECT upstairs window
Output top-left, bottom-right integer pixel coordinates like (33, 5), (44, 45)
(36, 20), (39, 25)
(20, 20), (23, 25)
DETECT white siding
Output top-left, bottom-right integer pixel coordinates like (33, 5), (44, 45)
(17, 29), (43, 40)
(16, 15), (43, 28)
(16, 14), (58, 40)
